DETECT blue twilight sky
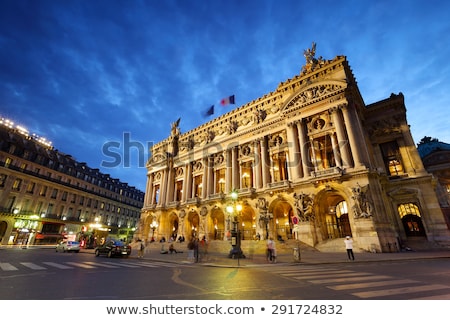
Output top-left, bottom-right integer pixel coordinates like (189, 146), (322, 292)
(1, 0), (449, 192)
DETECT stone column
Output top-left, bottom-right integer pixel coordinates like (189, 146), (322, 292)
(232, 146), (239, 190)
(330, 133), (342, 168)
(226, 148), (232, 193)
(286, 122), (301, 180)
(144, 173), (154, 206)
(341, 103), (364, 168)
(296, 120), (310, 177)
(201, 157), (208, 199)
(254, 140), (262, 189)
(331, 106), (352, 168)
(260, 137), (270, 188)
(183, 163), (192, 202)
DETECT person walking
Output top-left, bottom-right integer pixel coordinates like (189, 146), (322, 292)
(137, 240), (145, 258)
(344, 236), (355, 260)
(266, 237), (276, 263)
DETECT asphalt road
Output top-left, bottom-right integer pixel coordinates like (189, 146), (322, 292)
(1, 247), (450, 300)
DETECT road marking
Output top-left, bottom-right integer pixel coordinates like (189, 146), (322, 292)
(20, 262), (47, 270)
(280, 270), (354, 277)
(328, 279), (419, 290)
(353, 284), (450, 298)
(42, 262), (74, 269)
(293, 272), (371, 280)
(100, 261), (141, 268)
(0, 263), (18, 271)
(309, 275), (392, 284)
(66, 262), (97, 269)
(84, 262), (120, 268)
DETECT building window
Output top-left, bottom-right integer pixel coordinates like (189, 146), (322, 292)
(0, 174), (7, 187)
(51, 188), (58, 199)
(39, 185), (47, 196)
(215, 168), (226, 193)
(61, 191), (68, 201)
(380, 141), (405, 176)
(175, 180), (183, 201)
(154, 185), (160, 204)
(193, 176), (202, 198)
(241, 162), (253, 188)
(26, 182), (35, 194)
(271, 151), (288, 182)
(12, 178), (22, 191)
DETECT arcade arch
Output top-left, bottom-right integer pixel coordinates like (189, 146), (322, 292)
(314, 189), (352, 241)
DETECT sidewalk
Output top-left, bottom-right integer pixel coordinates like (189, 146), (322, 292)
(82, 241), (450, 267)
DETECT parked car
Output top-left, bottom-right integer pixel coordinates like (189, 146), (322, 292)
(56, 240), (80, 253)
(94, 239), (131, 258)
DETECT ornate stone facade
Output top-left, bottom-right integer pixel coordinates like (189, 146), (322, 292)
(137, 45), (450, 252)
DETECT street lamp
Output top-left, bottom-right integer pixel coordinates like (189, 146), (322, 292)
(226, 190), (245, 259)
(150, 221), (158, 242)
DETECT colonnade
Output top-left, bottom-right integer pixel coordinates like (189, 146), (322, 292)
(143, 103), (369, 209)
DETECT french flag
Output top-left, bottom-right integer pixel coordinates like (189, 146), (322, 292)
(220, 95), (235, 106)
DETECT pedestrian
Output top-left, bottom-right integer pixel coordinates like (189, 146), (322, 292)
(199, 236), (208, 262)
(344, 236), (355, 260)
(169, 243), (178, 254)
(138, 240), (145, 258)
(267, 237), (276, 263)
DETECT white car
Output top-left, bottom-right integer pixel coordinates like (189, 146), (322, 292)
(56, 240), (80, 253)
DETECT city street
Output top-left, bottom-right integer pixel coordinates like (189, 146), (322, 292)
(1, 247), (450, 300)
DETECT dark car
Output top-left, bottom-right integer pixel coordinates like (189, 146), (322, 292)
(94, 239), (131, 258)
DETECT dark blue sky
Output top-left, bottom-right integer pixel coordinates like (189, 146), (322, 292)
(1, 0), (449, 192)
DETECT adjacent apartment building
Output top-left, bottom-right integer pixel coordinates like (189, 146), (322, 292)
(0, 119), (144, 246)
(136, 45), (450, 252)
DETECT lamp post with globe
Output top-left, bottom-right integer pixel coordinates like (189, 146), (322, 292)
(226, 190), (245, 260)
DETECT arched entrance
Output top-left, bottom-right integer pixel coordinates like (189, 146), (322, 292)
(209, 207), (225, 240)
(240, 203), (256, 240)
(269, 198), (294, 241)
(187, 211), (200, 240)
(168, 212), (179, 241)
(316, 190), (352, 240)
(398, 203), (426, 237)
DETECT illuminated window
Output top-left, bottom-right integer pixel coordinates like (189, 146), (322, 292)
(380, 141), (405, 176)
(12, 178), (22, 191)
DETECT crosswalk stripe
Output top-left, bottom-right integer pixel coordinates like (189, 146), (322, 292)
(66, 262), (97, 269)
(42, 262), (74, 269)
(280, 270), (354, 277)
(293, 272), (371, 280)
(415, 293), (450, 300)
(0, 263), (18, 271)
(353, 284), (450, 298)
(20, 262), (47, 270)
(328, 279), (419, 290)
(84, 262), (120, 268)
(100, 261), (141, 268)
(309, 275), (392, 284)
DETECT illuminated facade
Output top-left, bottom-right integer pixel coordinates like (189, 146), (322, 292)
(137, 46), (450, 252)
(0, 119), (144, 246)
